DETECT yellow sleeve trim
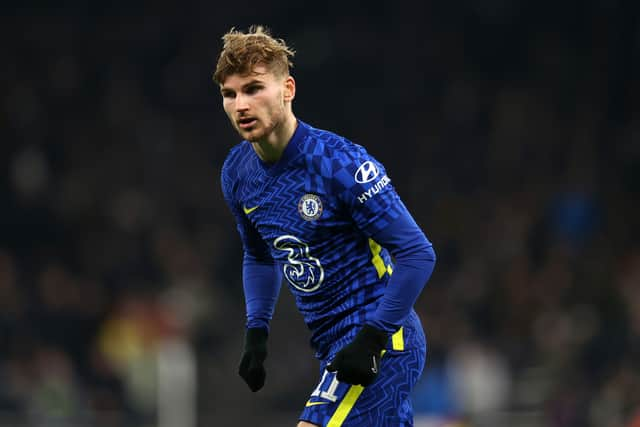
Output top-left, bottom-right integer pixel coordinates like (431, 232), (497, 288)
(327, 385), (364, 427)
(368, 239), (387, 278)
(391, 327), (404, 351)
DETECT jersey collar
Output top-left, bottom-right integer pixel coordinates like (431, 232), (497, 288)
(259, 119), (309, 176)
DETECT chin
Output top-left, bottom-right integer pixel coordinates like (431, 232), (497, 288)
(240, 127), (268, 142)
(241, 129), (259, 141)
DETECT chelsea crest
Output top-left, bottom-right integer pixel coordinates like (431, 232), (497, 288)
(298, 194), (323, 221)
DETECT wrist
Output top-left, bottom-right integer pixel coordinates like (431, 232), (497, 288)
(244, 327), (268, 352)
(357, 324), (388, 351)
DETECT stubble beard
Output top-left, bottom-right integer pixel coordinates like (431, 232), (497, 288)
(242, 108), (285, 144)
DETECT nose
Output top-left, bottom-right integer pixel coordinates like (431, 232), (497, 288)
(235, 93), (250, 112)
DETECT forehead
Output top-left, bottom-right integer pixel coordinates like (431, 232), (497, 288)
(220, 64), (278, 89)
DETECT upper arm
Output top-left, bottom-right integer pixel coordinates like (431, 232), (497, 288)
(221, 158), (272, 260)
(370, 203), (434, 260)
(332, 144), (405, 237)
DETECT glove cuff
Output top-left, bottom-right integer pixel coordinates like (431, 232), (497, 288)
(356, 324), (389, 352)
(244, 327), (268, 352)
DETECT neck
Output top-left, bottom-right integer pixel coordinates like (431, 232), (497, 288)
(252, 113), (297, 164)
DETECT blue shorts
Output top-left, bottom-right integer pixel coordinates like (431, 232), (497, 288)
(299, 311), (427, 427)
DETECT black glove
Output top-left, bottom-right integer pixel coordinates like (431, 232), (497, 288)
(238, 327), (268, 392)
(326, 325), (388, 386)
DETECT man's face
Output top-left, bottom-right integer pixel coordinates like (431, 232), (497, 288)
(219, 64), (292, 143)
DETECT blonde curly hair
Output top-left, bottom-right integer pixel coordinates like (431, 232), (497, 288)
(213, 25), (295, 85)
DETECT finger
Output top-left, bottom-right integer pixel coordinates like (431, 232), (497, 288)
(249, 359), (266, 390)
(238, 353), (250, 374)
(361, 374), (375, 387)
(248, 373), (265, 392)
(336, 370), (354, 384)
(326, 353), (342, 372)
(246, 366), (265, 392)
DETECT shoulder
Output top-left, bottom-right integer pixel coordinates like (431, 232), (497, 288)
(299, 122), (372, 170)
(221, 141), (253, 193)
(222, 141), (253, 176)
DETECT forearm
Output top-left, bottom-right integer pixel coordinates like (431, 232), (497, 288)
(367, 212), (436, 333)
(243, 253), (283, 330)
(368, 245), (435, 332)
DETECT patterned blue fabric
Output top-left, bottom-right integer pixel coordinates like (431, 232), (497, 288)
(299, 311), (426, 426)
(221, 120), (409, 358)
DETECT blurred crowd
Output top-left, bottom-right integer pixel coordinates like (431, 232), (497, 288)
(1, 1), (639, 426)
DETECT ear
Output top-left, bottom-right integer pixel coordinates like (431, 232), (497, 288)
(283, 75), (296, 102)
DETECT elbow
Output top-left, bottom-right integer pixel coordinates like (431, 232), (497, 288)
(425, 243), (436, 263)
(243, 251), (275, 266)
(417, 241), (436, 284)
(417, 241), (436, 269)
(395, 234), (436, 265)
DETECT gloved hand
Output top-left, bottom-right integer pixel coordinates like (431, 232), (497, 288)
(327, 325), (388, 386)
(238, 327), (268, 392)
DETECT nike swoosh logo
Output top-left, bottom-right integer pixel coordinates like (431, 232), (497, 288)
(305, 400), (330, 407)
(243, 205), (259, 215)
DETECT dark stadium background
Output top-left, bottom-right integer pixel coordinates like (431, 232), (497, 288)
(1, 1), (639, 426)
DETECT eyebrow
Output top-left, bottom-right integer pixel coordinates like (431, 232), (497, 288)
(220, 79), (265, 94)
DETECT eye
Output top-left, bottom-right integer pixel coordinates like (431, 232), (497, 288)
(245, 85), (263, 95)
(221, 91), (235, 99)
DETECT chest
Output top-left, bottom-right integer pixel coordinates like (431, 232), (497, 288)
(239, 168), (346, 246)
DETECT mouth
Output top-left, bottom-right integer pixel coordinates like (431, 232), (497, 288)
(237, 117), (257, 129)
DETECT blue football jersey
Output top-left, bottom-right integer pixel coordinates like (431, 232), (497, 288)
(221, 120), (407, 358)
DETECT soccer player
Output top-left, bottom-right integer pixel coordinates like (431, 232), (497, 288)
(214, 26), (436, 427)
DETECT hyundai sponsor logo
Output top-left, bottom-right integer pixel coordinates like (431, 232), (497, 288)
(354, 161), (379, 184)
